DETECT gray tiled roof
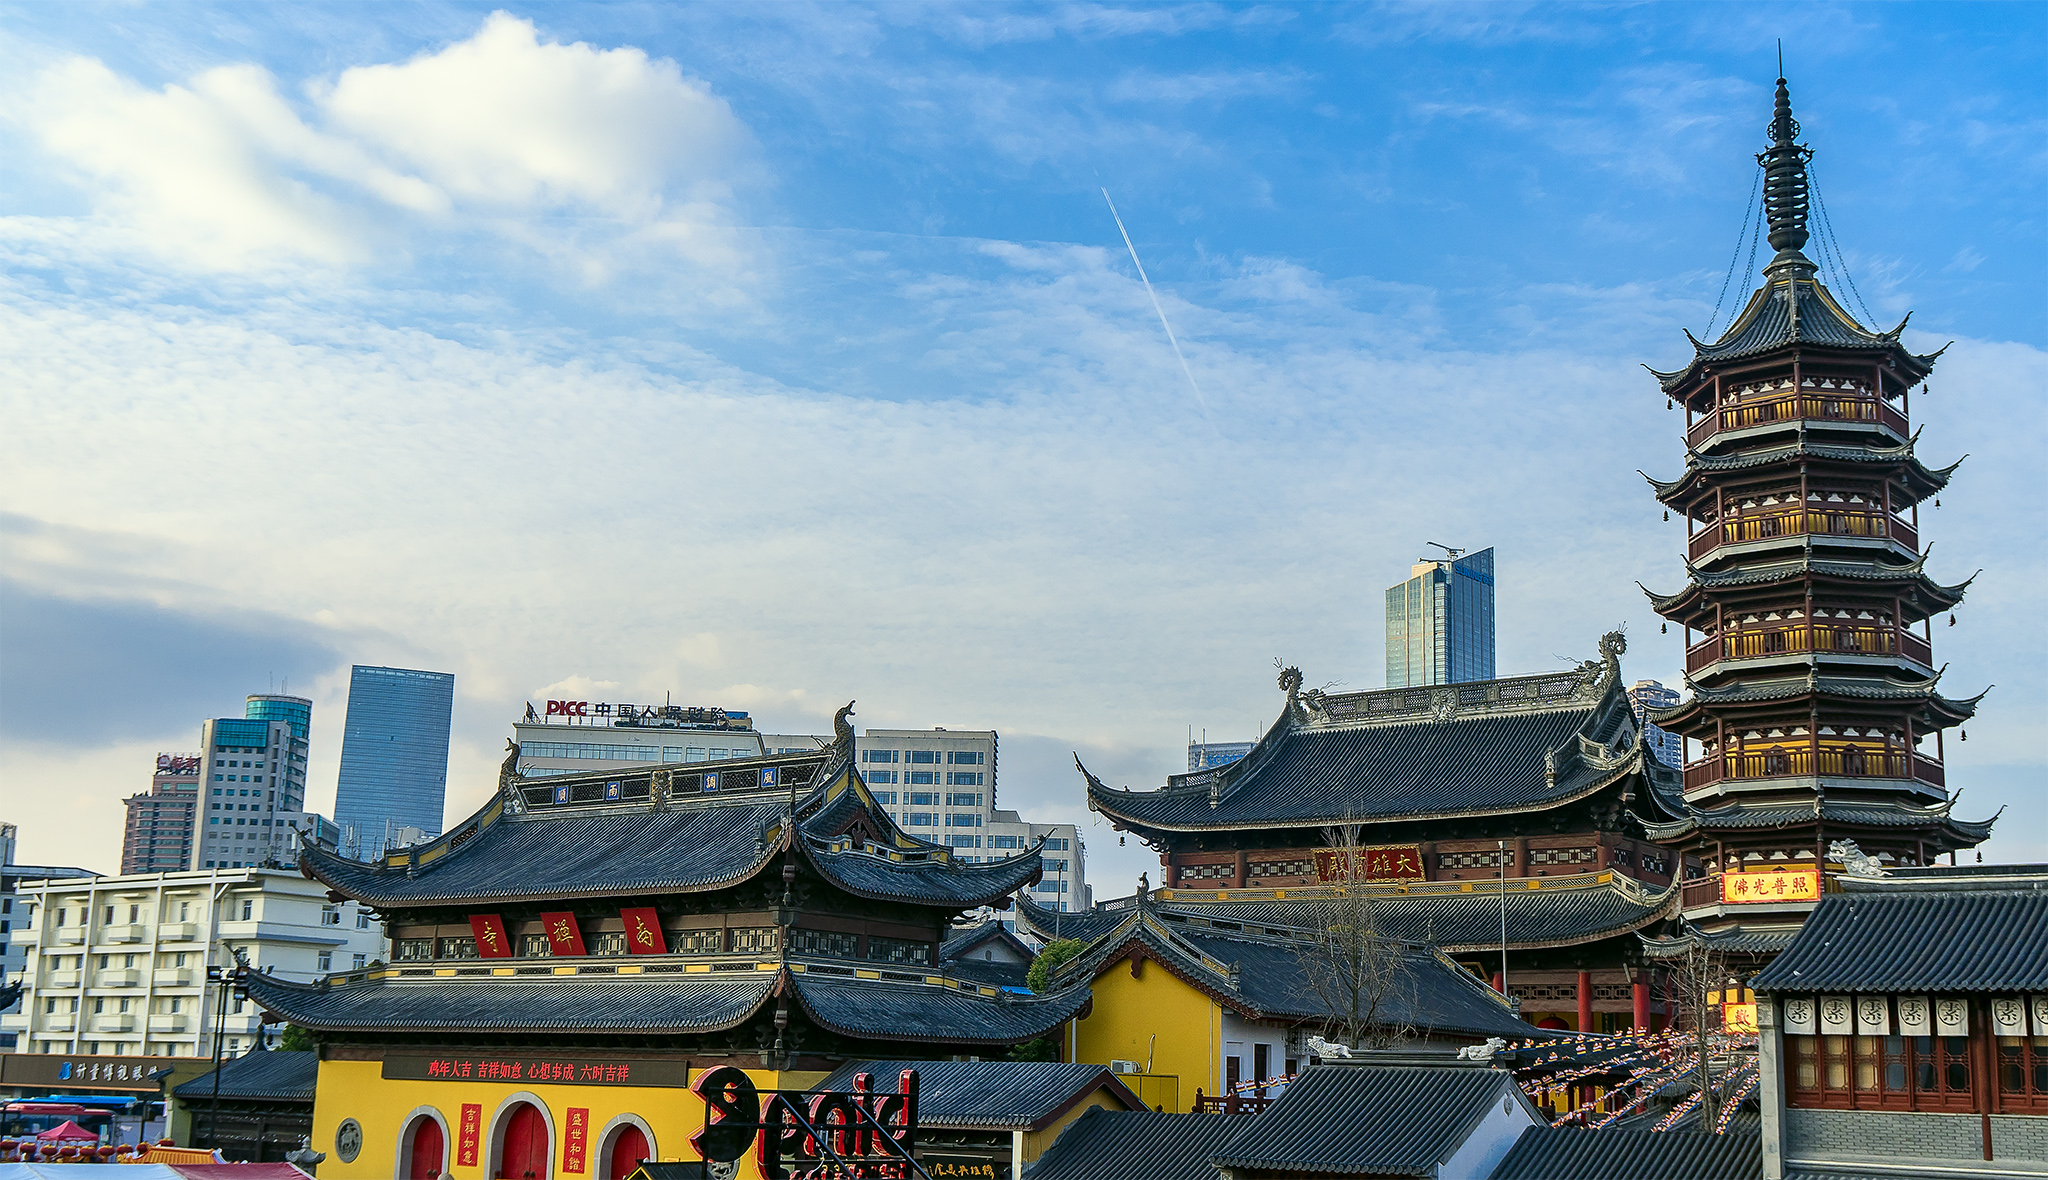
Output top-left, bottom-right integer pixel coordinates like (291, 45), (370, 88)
(1487, 1126), (1762, 1180)
(173, 1049), (318, 1103)
(1650, 278), (1932, 393)
(1213, 1062), (1528, 1175)
(1751, 887), (2048, 993)
(304, 769), (1041, 910)
(1641, 554), (1971, 620)
(1181, 884), (1672, 952)
(242, 968), (776, 1034)
(789, 972), (1090, 1044)
(1051, 910), (1544, 1041)
(243, 963), (1088, 1045)
(813, 1060), (1139, 1129)
(1645, 438), (1956, 505)
(1022, 1110), (1258, 1180)
(1088, 668), (1644, 833)
(1637, 797), (1995, 846)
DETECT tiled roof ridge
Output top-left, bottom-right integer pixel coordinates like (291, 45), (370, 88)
(1648, 274), (1939, 394)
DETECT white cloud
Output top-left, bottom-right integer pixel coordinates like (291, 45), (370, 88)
(4, 14), (755, 278)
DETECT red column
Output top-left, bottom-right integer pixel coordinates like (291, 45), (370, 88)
(1491, 972), (1505, 994)
(1633, 981), (1651, 1031)
(1578, 971), (1594, 1033)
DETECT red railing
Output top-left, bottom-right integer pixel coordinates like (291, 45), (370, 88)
(1689, 510), (1914, 562)
(1912, 755), (1946, 788)
(1901, 631), (1933, 667)
(1680, 876), (1723, 909)
(1192, 1089), (1273, 1114)
(1686, 391), (1909, 449)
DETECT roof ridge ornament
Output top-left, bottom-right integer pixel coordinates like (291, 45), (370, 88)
(1759, 72), (1817, 280)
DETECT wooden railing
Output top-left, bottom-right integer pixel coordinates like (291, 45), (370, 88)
(1689, 510), (1916, 562)
(1686, 392), (1909, 449)
(1900, 631), (1932, 666)
(1685, 625), (1916, 673)
(1684, 746), (1937, 790)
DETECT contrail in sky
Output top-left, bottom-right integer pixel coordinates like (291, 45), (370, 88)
(1102, 188), (1215, 426)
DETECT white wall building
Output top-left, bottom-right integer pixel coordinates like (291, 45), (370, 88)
(191, 713), (309, 870)
(3, 868), (386, 1060)
(858, 728), (1091, 914)
(512, 698), (764, 778)
(1, 826), (100, 1049)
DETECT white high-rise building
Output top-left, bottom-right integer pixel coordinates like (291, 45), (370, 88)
(189, 695), (313, 870)
(858, 728), (1090, 913)
(511, 698), (765, 779)
(2, 867), (387, 1059)
(1626, 679), (1685, 769)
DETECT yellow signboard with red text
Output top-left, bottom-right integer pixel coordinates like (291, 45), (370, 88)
(1720, 868), (1819, 904)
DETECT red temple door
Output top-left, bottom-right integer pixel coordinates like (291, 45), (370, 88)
(408, 1117), (444, 1179)
(497, 1103), (550, 1180)
(606, 1126), (649, 1180)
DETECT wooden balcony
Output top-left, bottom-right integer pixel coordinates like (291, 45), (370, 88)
(1686, 391), (1909, 449)
(1684, 625), (1925, 674)
(1684, 746), (1939, 791)
(1688, 509), (1915, 562)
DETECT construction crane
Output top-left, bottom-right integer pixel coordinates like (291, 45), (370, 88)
(1425, 541), (1466, 561)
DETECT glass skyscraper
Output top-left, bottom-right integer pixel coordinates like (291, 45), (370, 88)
(333, 665), (455, 859)
(1384, 547), (1497, 687)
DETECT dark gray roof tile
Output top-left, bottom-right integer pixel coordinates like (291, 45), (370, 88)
(1486, 1126), (1762, 1180)
(1751, 888), (2048, 993)
(1214, 1062), (1528, 1175)
(1023, 1110), (1258, 1180)
(172, 1049), (318, 1102)
(812, 1061), (1139, 1129)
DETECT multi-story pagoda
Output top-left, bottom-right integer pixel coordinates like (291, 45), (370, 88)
(1637, 76), (1994, 957)
(242, 711), (1086, 1180)
(1069, 634), (1681, 1034)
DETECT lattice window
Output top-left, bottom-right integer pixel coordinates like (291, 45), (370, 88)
(1249, 859), (1313, 878)
(1179, 862), (1235, 880)
(730, 927), (779, 954)
(1440, 850), (1513, 868)
(791, 929), (860, 959)
(866, 936), (931, 966)
(670, 928), (723, 955)
(1529, 848), (1596, 865)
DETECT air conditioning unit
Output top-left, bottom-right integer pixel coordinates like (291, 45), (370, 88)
(1110, 1060), (1143, 1075)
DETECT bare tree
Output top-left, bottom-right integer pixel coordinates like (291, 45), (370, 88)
(1662, 937), (1732, 1132)
(1293, 824), (1417, 1051)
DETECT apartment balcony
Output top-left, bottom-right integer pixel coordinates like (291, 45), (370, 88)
(51, 927), (86, 945)
(1683, 746), (1942, 792)
(1687, 509), (1916, 563)
(146, 1014), (190, 1033)
(45, 969), (82, 989)
(156, 923), (200, 941)
(88, 1014), (136, 1034)
(101, 924), (148, 944)
(1684, 624), (1934, 675)
(95, 968), (142, 987)
(153, 968), (194, 987)
(1686, 389), (1909, 450)
(41, 1015), (76, 1033)
(0, 1013), (29, 1032)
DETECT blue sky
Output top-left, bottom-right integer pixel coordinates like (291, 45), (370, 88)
(1, 3), (2042, 888)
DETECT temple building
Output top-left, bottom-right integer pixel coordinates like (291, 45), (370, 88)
(242, 709), (1087, 1179)
(1638, 75), (1994, 960)
(1066, 634), (1681, 1036)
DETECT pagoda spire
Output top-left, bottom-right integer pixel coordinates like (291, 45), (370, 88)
(1760, 73), (1815, 278)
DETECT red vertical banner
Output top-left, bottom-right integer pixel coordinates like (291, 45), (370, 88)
(457, 1103), (482, 1167)
(620, 907), (666, 955)
(540, 911), (587, 956)
(562, 1107), (589, 1174)
(469, 914), (514, 958)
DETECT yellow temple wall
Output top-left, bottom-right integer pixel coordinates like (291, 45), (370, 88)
(1065, 957), (1216, 1109)
(309, 1058), (825, 1179)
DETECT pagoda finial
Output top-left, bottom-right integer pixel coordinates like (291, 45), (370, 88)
(1759, 66), (1815, 278)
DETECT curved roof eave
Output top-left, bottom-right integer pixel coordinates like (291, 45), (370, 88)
(240, 972), (778, 1037)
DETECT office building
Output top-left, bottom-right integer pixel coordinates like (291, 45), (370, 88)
(188, 695), (311, 870)
(859, 727), (1090, 913)
(0, 826), (99, 1050)
(121, 754), (202, 874)
(511, 696), (764, 779)
(1, 866), (385, 1058)
(1384, 546), (1497, 687)
(1188, 740), (1254, 771)
(333, 666), (456, 859)
(1625, 680), (1685, 769)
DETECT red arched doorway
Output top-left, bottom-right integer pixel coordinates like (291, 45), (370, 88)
(406, 1115), (444, 1179)
(497, 1102), (550, 1180)
(604, 1124), (649, 1180)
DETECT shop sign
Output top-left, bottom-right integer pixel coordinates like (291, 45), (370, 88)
(0, 1053), (160, 1091)
(1720, 868), (1819, 904)
(457, 1103), (482, 1168)
(541, 911), (587, 956)
(156, 754), (201, 776)
(693, 1065), (919, 1178)
(563, 1107), (590, 1174)
(384, 1055), (693, 1089)
(1314, 844), (1424, 883)
(469, 913), (514, 958)
(920, 1148), (1007, 1178)
(620, 907), (667, 955)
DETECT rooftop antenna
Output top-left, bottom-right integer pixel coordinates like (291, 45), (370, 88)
(1425, 541), (1466, 561)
